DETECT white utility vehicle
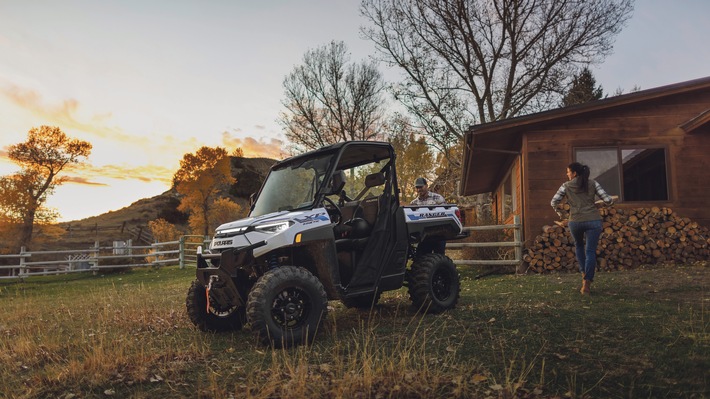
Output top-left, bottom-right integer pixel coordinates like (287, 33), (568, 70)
(186, 141), (467, 347)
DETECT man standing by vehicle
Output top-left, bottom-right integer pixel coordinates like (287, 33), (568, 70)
(411, 177), (445, 206)
(411, 177), (446, 255)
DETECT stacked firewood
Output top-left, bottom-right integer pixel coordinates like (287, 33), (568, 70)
(524, 205), (710, 273)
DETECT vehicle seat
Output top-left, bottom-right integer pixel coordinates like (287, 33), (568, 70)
(347, 172), (385, 224)
(334, 172), (385, 285)
(334, 218), (370, 285)
(335, 218), (371, 248)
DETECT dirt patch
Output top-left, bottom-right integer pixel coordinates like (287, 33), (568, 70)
(593, 261), (709, 306)
(634, 261), (708, 304)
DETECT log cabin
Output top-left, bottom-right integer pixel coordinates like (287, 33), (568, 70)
(461, 76), (710, 251)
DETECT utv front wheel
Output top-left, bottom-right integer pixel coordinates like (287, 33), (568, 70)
(408, 254), (460, 313)
(186, 279), (245, 331)
(246, 266), (328, 348)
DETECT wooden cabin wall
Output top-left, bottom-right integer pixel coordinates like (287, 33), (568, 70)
(522, 90), (710, 242)
(673, 126), (710, 227)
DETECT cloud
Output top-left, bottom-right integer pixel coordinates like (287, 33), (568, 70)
(0, 81), (150, 145)
(0, 82), (285, 187)
(0, 161), (173, 187)
(221, 131), (286, 159)
(62, 176), (108, 186)
(70, 163), (175, 185)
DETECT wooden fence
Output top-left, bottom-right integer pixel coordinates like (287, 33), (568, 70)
(0, 217), (523, 279)
(446, 215), (523, 271)
(61, 222), (155, 244)
(0, 235), (209, 280)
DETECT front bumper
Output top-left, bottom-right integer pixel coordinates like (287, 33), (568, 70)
(197, 240), (267, 277)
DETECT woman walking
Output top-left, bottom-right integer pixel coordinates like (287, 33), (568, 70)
(551, 162), (614, 294)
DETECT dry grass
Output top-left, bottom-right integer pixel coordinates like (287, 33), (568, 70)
(1, 263), (708, 398)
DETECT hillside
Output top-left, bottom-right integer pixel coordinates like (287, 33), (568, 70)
(53, 156), (277, 247)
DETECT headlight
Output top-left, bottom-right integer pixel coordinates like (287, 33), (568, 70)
(255, 221), (294, 234)
(217, 226), (247, 234)
(216, 226), (247, 237)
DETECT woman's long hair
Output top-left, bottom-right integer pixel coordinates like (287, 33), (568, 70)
(568, 162), (590, 192)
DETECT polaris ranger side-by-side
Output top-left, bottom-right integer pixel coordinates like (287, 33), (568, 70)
(186, 141), (467, 347)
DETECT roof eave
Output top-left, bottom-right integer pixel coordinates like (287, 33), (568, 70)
(468, 75), (710, 136)
(679, 109), (710, 134)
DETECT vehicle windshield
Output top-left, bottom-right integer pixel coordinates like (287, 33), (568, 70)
(250, 153), (333, 217)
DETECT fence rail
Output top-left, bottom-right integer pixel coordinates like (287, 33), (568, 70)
(0, 236), (208, 280)
(1, 218), (522, 279)
(60, 222), (155, 244)
(446, 215), (523, 269)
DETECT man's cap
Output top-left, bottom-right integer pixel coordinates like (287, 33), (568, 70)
(415, 177), (427, 187)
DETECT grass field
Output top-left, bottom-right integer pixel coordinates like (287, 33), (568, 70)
(0, 263), (707, 399)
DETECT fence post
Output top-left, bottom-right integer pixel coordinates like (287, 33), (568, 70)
(179, 236), (186, 269)
(91, 241), (100, 275)
(152, 241), (163, 269)
(514, 215), (525, 274)
(19, 246), (27, 278)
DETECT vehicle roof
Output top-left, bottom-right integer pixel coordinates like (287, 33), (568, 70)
(274, 141), (393, 170)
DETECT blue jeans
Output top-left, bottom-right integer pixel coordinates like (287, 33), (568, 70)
(568, 219), (603, 282)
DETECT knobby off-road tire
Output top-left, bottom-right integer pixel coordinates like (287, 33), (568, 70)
(186, 279), (245, 332)
(246, 266), (328, 348)
(341, 291), (381, 309)
(408, 253), (460, 314)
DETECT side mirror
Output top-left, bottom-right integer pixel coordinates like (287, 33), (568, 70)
(249, 192), (256, 207)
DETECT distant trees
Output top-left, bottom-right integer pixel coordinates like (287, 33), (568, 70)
(361, 0), (634, 160)
(208, 197), (243, 231)
(279, 41), (388, 152)
(147, 218), (183, 243)
(562, 68), (604, 106)
(0, 126), (91, 250)
(173, 146), (237, 236)
(387, 115), (435, 203)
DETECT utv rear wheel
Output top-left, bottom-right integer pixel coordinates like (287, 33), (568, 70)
(186, 279), (245, 331)
(408, 254), (460, 314)
(341, 291), (381, 309)
(246, 266), (328, 348)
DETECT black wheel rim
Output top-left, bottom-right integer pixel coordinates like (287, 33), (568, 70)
(207, 289), (238, 317)
(271, 287), (311, 328)
(431, 268), (452, 301)
(208, 300), (238, 317)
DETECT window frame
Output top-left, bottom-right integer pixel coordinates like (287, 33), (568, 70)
(499, 166), (517, 222)
(573, 145), (671, 203)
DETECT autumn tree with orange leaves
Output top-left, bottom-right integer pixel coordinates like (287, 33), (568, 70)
(387, 115), (435, 203)
(0, 126), (92, 251)
(173, 146), (239, 236)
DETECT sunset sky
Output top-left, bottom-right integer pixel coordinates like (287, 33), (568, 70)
(1, 1), (709, 222)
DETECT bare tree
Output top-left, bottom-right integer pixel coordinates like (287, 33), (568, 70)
(361, 0), (634, 157)
(279, 40), (388, 152)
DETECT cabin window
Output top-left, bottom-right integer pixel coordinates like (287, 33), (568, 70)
(574, 147), (669, 202)
(501, 169), (515, 220)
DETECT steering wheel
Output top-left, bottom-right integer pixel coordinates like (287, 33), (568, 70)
(323, 196), (342, 225)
